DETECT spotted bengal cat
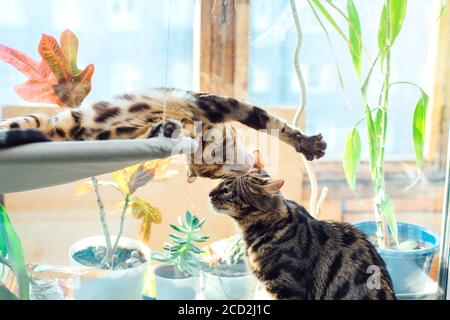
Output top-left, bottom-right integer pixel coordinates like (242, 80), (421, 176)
(209, 171), (396, 300)
(0, 88), (326, 181)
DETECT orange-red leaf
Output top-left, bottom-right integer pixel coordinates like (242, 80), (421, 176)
(38, 34), (71, 82)
(52, 64), (94, 107)
(60, 29), (80, 75)
(14, 80), (64, 106)
(0, 44), (45, 80)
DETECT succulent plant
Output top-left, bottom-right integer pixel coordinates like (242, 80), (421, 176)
(152, 210), (209, 277)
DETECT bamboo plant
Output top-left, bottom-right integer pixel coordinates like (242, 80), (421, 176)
(307, 0), (430, 248)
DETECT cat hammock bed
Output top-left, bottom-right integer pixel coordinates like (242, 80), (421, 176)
(0, 137), (198, 194)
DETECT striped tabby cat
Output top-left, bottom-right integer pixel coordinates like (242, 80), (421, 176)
(0, 88), (326, 182)
(209, 172), (396, 300)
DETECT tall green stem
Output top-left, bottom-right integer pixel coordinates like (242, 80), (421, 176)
(374, 0), (391, 249)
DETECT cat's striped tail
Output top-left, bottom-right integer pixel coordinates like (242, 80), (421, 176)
(0, 129), (51, 148)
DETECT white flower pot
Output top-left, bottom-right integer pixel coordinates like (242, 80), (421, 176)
(200, 268), (258, 300)
(69, 235), (150, 300)
(153, 264), (200, 300)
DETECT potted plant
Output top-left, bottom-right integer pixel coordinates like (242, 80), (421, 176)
(73, 159), (177, 300)
(151, 210), (208, 300)
(300, 0), (440, 295)
(200, 235), (257, 300)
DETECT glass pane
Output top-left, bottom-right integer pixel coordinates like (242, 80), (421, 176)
(248, 0), (447, 299)
(249, 0), (438, 159)
(0, 0), (195, 108)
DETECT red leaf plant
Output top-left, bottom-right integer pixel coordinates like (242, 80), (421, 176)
(0, 29), (94, 108)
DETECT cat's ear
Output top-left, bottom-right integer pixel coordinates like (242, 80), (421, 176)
(263, 179), (284, 194)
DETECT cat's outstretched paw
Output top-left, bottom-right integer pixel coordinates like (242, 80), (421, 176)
(293, 132), (327, 161)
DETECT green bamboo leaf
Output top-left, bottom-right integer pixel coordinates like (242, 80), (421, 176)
(343, 127), (361, 193)
(413, 91), (429, 168)
(311, 0), (349, 42)
(389, 0), (408, 44)
(0, 204), (29, 300)
(437, 0), (447, 21)
(378, 0), (408, 62)
(365, 105), (378, 178)
(361, 49), (384, 97)
(346, 0), (362, 77)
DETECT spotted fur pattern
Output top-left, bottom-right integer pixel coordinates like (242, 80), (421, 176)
(209, 173), (396, 300)
(0, 88), (326, 180)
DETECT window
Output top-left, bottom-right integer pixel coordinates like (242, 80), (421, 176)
(1, 0), (449, 301)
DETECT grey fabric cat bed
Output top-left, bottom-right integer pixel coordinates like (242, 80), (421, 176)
(0, 137), (198, 193)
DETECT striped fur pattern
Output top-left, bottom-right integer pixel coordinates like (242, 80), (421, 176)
(209, 173), (396, 300)
(0, 88), (326, 181)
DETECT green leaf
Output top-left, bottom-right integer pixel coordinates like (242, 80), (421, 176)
(437, 0), (447, 21)
(197, 218), (206, 228)
(0, 234), (6, 256)
(311, 0), (349, 42)
(378, 0), (408, 63)
(169, 234), (184, 243)
(361, 49), (384, 97)
(178, 216), (188, 230)
(169, 224), (187, 234)
(189, 244), (204, 255)
(346, 0), (362, 77)
(0, 204), (29, 300)
(0, 283), (19, 300)
(185, 210), (193, 227)
(343, 127), (361, 193)
(365, 105), (378, 178)
(191, 216), (199, 229)
(413, 91), (429, 168)
(151, 252), (172, 263)
(192, 235), (209, 243)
